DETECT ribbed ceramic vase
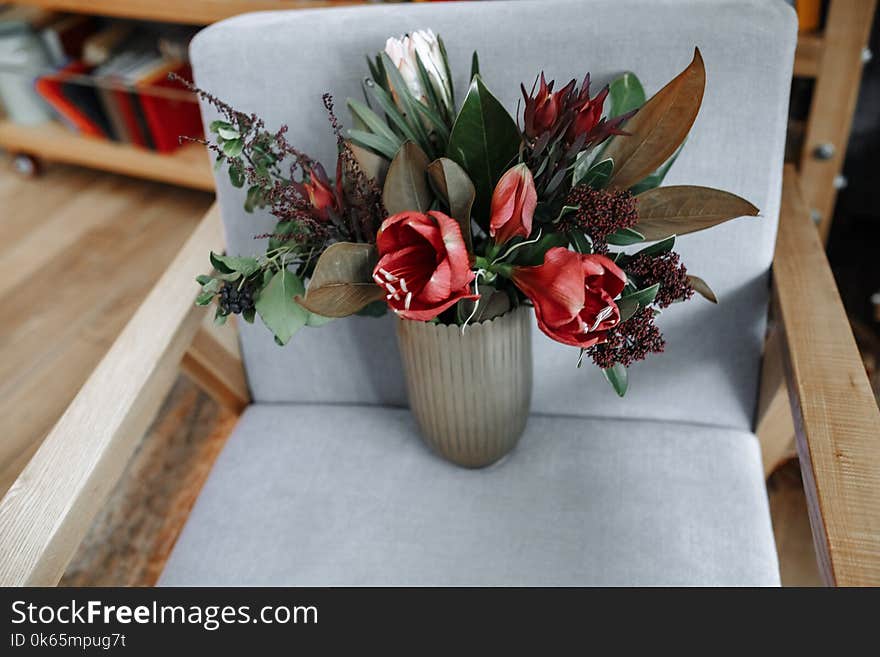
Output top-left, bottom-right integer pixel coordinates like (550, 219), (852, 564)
(396, 306), (532, 468)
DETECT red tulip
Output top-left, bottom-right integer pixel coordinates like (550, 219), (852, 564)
(373, 210), (477, 321)
(302, 163), (340, 219)
(490, 164), (537, 245)
(512, 247), (626, 347)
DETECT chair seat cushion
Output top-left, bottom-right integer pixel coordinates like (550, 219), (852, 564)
(159, 405), (779, 586)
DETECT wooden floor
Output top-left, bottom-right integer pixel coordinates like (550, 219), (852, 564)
(0, 160), (821, 586)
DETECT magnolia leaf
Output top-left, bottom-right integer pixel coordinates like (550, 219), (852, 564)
(608, 72), (646, 118)
(603, 48), (705, 189)
(255, 269), (308, 346)
(382, 141), (432, 214)
(688, 275), (718, 303)
(633, 235), (676, 258)
(603, 364), (628, 397)
(427, 157), (475, 251)
(348, 141), (390, 186)
(616, 297), (639, 322)
(628, 143), (684, 195)
(295, 242), (385, 318)
(573, 157), (613, 189)
(635, 185), (759, 240)
(446, 75), (521, 225)
(458, 286), (511, 323)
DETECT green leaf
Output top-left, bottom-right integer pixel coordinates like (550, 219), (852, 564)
(363, 81), (422, 147)
(437, 35), (455, 108)
(196, 274), (214, 285)
(348, 129), (399, 160)
(268, 221), (299, 252)
(356, 300), (388, 317)
(605, 226), (645, 246)
(214, 308), (228, 326)
(380, 52), (433, 155)
(348, 141), (390, 186)
(608, 72), (646, 118)
(222, 137), (244, 158)
(616, 297), (639, 322)
(305, 312), (335, 327)
(382, 141), (433, 214)
(568, 231), (592, 254)
(209, 120), (232, 133)
(573, 157), (613, 189)
(242, 307), (256, 324)
(427, 157), (475, 251)
(511, 232), (569, 266)
(244, 185), (264, 213)
(195, 290), (215, 306)
(210, 252), (260, 277)
(446, 75), (521, 225)
(217, 126), (240, 140)
(470, 51), (480, 80)
(688, 275), (718, 303)
(295, 242), (385, 318)
(200, 278), (221, 294)
(228, 162), (245, 188)
(347, 98), (403, 149)
(255, 269), (308, 346)
(634, 235), (676, 258)
(619, 282), (660, 307)
(603, 364), (628, 397)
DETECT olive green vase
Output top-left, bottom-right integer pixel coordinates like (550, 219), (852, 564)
(396, 306), (532, 468)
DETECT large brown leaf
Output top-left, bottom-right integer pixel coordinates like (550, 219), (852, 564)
(604, 48), (705, 190)
(688, 274), (718, 303)
(382, 141), (432, 214)
(635, 185), (759, 240)
(295, 242), (385, 317)
(348, 141), (389, 186)
(427, 157), (475, 251)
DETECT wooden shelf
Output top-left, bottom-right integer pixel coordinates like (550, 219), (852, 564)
(794, 32), (824, 78)
(0, 120), (215, 190)
(9, 0), (370, 25)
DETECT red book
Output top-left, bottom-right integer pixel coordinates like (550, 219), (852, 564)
(136, 61), (203, 153)
(34, 61), (106, 138)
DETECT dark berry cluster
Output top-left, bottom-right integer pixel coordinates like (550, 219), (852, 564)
(559, 186), (639, 253)
(218, 281), (256, 315)
(625, 251), (694, 308)
(588, 307), (665, 369)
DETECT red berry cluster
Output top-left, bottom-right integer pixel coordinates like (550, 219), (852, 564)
(587, 307), (665, 369)
(625, 251), (694, 308)
(559, 186), (639, 253)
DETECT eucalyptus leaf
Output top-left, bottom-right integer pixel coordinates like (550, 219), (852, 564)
(446, 75), (521, 225)
(210, 253), (260, 277)
(427, 157), (475, 251)
(603, 364), (628, 397)
(295, 242), (385, 318)
(255, 269), (308, 346)
(222, 137), (244, 158)
(217, 126), (240, 140)
(383, 141), (432, 214)
(195, 290), (215, 306)
(242, 307), (256, 324)
(196, 274), (213, 286)
(214, 309), (228, 326)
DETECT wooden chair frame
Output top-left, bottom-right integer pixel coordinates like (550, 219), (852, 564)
(0, 166), (877, 587)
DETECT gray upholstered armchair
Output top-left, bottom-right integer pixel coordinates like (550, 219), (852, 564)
(1, 0), (878, 586)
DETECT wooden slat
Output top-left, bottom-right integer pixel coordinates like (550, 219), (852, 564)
(9, 0), (370, 25)
(774, 166), (880, 586)
(0, 121), (215, 191)
(756, 325), (796, 477)
(793, 32), (823, 78)
(181, 315), (251, 414)
(798, 0), (877, 242)
(0, 204), (224, 586)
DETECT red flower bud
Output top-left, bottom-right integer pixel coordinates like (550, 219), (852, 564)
(522, 73), (567, 138)
(302, 163), (340, 219)
(374, 210), (477, 321)
(490, 164), (537, 245)
(512, 247), (626, 348)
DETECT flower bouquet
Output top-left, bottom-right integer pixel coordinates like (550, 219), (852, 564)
(191, 31), (757, 466)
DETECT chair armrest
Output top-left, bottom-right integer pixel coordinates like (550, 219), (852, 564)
(773, 165), (880, 586)
(0, 203), (225, 586)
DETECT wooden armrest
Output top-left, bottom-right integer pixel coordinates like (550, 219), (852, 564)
(0, 203), (225, 586)
(774, 165), (880, 586)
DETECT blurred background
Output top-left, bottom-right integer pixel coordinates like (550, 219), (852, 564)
(0, 0), (876, 586)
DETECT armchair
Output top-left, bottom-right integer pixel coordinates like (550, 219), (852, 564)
(1, 0), (878, 586)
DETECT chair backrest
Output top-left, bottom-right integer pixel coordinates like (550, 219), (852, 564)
(190, 0), (796, 432)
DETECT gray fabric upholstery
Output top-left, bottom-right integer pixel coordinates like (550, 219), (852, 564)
(159, 404), (779, 586)
(190, 0), (796, 430)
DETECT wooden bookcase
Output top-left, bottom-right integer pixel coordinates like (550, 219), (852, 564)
(0, 1), (370, 190)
